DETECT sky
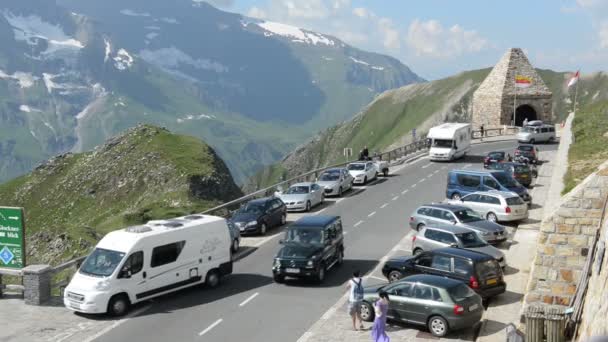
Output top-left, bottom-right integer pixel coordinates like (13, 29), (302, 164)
(204, 0), (608, 80)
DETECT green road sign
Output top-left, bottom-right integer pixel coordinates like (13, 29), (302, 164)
(0, 207), (26, 269)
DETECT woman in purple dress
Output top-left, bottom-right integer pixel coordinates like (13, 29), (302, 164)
(371, 291), (390, 342)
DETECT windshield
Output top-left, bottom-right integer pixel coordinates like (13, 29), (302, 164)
(319, 171), (340, 181)
(488, 152), (504, 159)
(476, 259), (500, 278)
(514, 165), (530, 173)
(506, 196), (525, 205)
(284, 227), (324, 245)
(521, 127), (534, 133)
(433, 139), (453, 148)
(518, 145), (534, 152)
(449, 283), (476, 302)
(80, 248), (125, 277)
(286, 186), (310, 194)
(453, 209), (482, 223)
(347, 164), (365, 171)
(238, 203), (264, 214)
(493, 172), (519, 187)
(456, 232), (488, 248)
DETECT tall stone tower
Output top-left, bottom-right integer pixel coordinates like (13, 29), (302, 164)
(472, 48), (552, 129)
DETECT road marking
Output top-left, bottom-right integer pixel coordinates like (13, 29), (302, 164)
(441, 166), (447, 170)
(343, 231), (349, 235)
(411, 183), (417, 188)
(434, 170), (439, 174)
(421, 163), (432, 169)
(392, 196), (399, 201)
(199, 319), (223, 336)
(463, 163), (472, 169)
(239, 292), (259, 307)
(354, 220), (363, 227)
(368, 211), (376, 217)
(253, 232), (283, 248)
(380, 203), (388, 209)
(317, 207), (327, 214)
(81, 304), (152, 342)
(402, 189), (409, 195)
(418, 178), (425, 184)
(368, 275), (386, 281)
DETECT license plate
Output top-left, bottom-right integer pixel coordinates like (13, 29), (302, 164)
(286, 268), (300, 274)
(521, 175), (528, 178)
(486, 278), (497, 285)
(469, 304), (479, 311)
(69, 303), (80, 310)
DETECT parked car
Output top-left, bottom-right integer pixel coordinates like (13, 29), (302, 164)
(446, 169), (532, 205)
(360, 274), (484, 337)
(483, 151), (506, 168)
(277, 182), (324, 212)
(272, 216), (344, 283)
(316, 168), (353, 197)
(229, 197), (287, 235)
(517, 124), (555, 144)
(347, 161), (378, 184)
(515, 144), (539, 164)
(381, 248), (506, 299)
(227, 220), (241, 253)
(486, 162), (533, 187)
(373, 158), (390, 177)
(447, 191), (528, 222)
(409, 204), (507, 244)
(411, 224), (506, 268)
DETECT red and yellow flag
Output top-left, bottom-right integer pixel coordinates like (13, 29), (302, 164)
(515, 75), (532, 88)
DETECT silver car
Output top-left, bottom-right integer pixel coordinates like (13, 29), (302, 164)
(409, 204), (507, 244)
(277, 182), (324, 212)
(447, 191), (528, 223)
(412, 224), (506, 268)
(316, 168), (354, 197)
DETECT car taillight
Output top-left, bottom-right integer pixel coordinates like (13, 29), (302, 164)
(453, 304), (465, 315)
(410, 216), (414, 222)
(469, 276), (479, 289)
(505, 206), (511, 213)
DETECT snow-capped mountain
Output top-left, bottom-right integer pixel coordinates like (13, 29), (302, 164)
(0, 0), (422, 184)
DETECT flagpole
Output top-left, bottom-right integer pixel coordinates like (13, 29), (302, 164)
(573, 75), (579, 116)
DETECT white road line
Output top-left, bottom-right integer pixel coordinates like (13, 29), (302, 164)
(317, 208), (327, 214)
(253, 232), (282, 248)
(368, 211), (376, 217)
(380, 203), (388, 209)
(368, 275), (386, 281)
(434, 170), (439, 174)
(239, 292), (259, 307)
(411, 183), (417, 188)
(402, 189), (409, 195)
(441, 166), (447, 170)
(418, 178), (425, 184)
(421, 163), (432, 169)
(343, 231), (349, 235)
(354, 220), (363, 227)
(199, 319), (223, 336)
(392, 196), (399, 201)
(463, 163), (472, 169)
(82, 305), (152, 342)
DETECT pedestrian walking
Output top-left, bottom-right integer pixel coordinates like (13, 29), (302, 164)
(358, 150), (365, 161)
(480, 124), (485, 141)
(346, 270), (365, 331)
(507, 153), (513, 162)
(371, 291), (390, 342)
(523, 118), (529, 127)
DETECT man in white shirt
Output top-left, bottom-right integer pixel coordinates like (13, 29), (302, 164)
(346, 270), (364, 331)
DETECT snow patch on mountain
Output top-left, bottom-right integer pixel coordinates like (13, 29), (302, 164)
(140, 47), (228, 74)
(104, 38), (112, 63)
(146, 32), (159, 40)
(0, 70), (38, 88)
(160, 18), (179, 24)
(20, 105), (39, 112)
(120, 9), (151, 17)
(145, 26), (161, 30)
(257, 21), (335, 46)
(176, 113), (216, 123)
(114, 49), (134, 70)
(349, 57), (385, 71)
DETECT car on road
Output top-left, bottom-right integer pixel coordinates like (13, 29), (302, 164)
(515, 144), (539, 164)
(409, 204), (507, 244)
(316, 168), (354, 197)
(447, 191), (528, 223)
(411, 224), (506, 268)
(483, 151), (506, 168)
(272, 216), (344, 284)
(360, 274), (484, 337)
(446, 169), (532, 205)
(381, 248), (506, 300)
(486, 162), (534, 187)
(517, 124), (556, 144)
(229, 197), (287, 235)
(347, 161), (378, 184)
(276, 182), (324, 212)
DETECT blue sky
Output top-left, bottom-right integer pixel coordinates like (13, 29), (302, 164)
(206, 0), (608, 80)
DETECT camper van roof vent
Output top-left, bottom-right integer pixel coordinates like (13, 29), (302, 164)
(164, 221), (184, 228)
(184, 215), (204, 220)
(126, 225), (153, 233)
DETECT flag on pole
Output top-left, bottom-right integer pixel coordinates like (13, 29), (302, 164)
(515, 75), (532, 88)
(567, 70), (580, 88)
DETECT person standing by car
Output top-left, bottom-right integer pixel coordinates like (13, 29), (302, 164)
(371, 291), (390, 342)
(347, 271), (365, 331)
(480, 124), (485, 141)
(523, 118), (529, 127)
(363, 146), (370, 160)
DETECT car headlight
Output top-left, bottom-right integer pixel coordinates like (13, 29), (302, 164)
(325, 186), (332, 190)
(274, 259), (281, 268)
(246, 221), (257, 227)
(481, 231), (491, 236)
(297, 201), (304, 204)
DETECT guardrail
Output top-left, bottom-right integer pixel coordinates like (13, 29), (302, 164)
(49, 256), (86, 296)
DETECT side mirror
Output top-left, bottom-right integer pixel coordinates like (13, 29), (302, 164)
(119, 269), (132, 279)
(451, 220), (457, 225)
(450, 243), (458, 248)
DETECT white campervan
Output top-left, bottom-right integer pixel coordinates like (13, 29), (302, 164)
(428, 123), (472, 161)
(64, 214), (232, 316)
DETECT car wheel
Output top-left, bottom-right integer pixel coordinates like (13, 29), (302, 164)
(487, 212), (498, 222)
(428, 315), (449, 337)
(338, 187), (343, 197)
(205, 270), (220, 288)
(363, 176), (368, 184)
(388, 270), (404, 282)
(305, 201), (311, 212)
(273, 274), (285, 283)
(416, 223), (425, 231)
(548, 136), (555, 144)
(383, 169), (388, 177)
(107, 294), (130, 317)
(413, 248), (423, 256)
(232, 239), (239, 253)
(259, 223), (267, 236)
(530, 139), (535, 144)
(337, 249), (344, 265)
(280, 214), (287, 225)
(360, 301), (375, 322)
(451, 193), (461, 200)
(317, 263), (326, 283)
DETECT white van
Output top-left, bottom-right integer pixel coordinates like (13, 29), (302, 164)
(64, 215), (232, 316)
(428, 123), (472, 161)
(517, 124), (556, 144)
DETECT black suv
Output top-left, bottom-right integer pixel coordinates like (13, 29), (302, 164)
(381, 247), (505, 299)
(272, 216), (344, 283)
(229, 197), (287, 235)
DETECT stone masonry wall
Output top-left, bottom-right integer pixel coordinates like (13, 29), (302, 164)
(524, 162), (608, 307)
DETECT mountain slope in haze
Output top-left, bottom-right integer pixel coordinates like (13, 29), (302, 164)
(247, 69), (608, 191)
(0, 124), (242, 265)
(0, 0), (422, 185)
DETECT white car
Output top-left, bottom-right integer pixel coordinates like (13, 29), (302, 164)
(277, 182), (324, 212)
(447, 190), (528, 222)
(347, 161), (377, 185)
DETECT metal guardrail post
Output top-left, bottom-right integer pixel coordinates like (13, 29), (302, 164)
(0, 273), (3, 298)
(525, 304), (545, 342)
(545, 305), (566, 342)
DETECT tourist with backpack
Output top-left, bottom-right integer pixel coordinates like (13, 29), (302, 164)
(346, 270), (365, 331)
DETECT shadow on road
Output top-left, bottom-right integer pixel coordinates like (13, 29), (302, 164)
(478, 319), (507, 337)
(491, 290), (524, 307)
(503, 265), (519, 276)
(282, 259), (379, 289)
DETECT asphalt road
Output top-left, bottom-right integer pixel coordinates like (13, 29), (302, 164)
(96, 141), (557, 342)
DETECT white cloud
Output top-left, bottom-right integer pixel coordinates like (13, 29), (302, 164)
(248, 7), (267, 19)
(352, 7), (368, 18)
(406, 19), (487, 58)
(200, 0), (235, 8)
(577, 0), (608, 49)
(283, 0), (330, 20)
(600, 22), (608, 48)
(378, 18), (400, 50)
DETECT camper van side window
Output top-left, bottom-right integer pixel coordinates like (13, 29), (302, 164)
(151, 241), (186, 268)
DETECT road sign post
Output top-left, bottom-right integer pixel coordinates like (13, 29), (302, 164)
(0, 207), (26, 269)
(412, 128), (417, 141)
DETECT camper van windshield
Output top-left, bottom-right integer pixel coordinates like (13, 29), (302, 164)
(80, 248), (126, 277)
(521, 127), (534, 133)
(433, 139), (453, 148)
